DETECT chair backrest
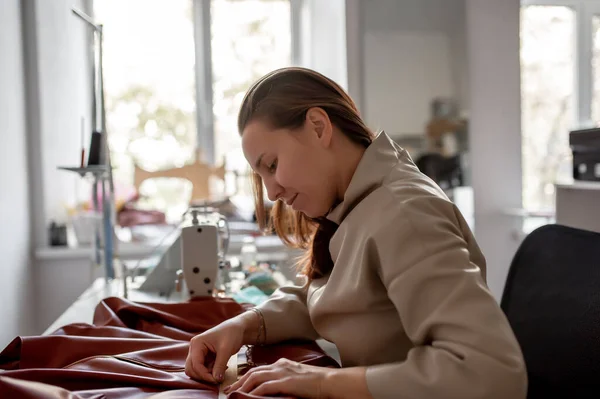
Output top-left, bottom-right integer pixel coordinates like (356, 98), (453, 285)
(501, 224), (600, 398)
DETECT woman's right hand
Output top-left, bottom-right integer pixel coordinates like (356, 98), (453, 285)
(185, 311), (258, 384)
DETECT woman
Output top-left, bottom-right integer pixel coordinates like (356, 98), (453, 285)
(185, 67), (527, 399)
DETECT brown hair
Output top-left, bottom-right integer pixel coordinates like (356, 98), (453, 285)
(238, 67), (374, 280)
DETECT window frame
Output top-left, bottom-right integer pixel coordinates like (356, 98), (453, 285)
(191, 0), (303, 165)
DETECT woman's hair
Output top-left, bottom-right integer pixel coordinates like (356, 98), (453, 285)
(238, 67), (374, 280)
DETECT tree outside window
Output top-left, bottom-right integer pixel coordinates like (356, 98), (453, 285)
(95, 0), (291, 222)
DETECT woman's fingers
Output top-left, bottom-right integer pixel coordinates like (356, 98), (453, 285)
(229, 364), (271, 386)
(224, 370), (251, 393)
(185, 341), (217, 383)
(250, 379), (289, 397)
(184, 317), (246, 385)
(224, 359), (328, 399)
(225, 365), (273, 393)
(232, 370), (281, 394)
(211, 345), (231, 382)
(189, 354), (214, 382)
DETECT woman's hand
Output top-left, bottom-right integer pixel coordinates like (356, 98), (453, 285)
(224, 358), (331, 398)
(225, 361), (373, 399)
(185, 311), (259, 384)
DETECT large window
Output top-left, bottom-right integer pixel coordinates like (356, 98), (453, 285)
(520, 4), (576, 211)
(94, 0), (293, 222)
(592, 12), (600, 121)
(211, 0), (291, 174)
(521, 1), (600, 211)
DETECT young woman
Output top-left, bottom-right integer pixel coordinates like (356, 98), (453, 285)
(185, 67), (527, 399)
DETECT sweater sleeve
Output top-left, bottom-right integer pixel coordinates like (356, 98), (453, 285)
(256, 283), (320, 344)
(365, 196), (527, 399)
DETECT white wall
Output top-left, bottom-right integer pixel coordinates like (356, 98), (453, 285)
(0, 0), (36, 347)
(361, 0), (522, 299)
(26, 0), (94, 332)
(467, 0), (522, 299)
(362, 0), (467, 136)
(345, 0), (365, 114)
(38, 0), (94, 228)
(2, 0), (95, 336)
(450, 0), (468, 117)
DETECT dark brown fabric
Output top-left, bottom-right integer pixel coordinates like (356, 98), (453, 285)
(0, 296), (338, 398)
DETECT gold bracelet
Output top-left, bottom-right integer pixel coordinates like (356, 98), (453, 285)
(250, 307), (266, 346)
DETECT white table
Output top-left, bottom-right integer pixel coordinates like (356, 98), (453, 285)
(43, 277), (181, 335)
(555, 181), (600, 233)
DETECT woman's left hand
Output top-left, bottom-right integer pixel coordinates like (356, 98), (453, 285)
(224, 358), (331, 398)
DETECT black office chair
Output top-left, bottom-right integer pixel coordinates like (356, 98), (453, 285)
(501, 224), (600, 399)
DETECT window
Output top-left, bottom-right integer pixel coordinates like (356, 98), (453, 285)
(592, 12), (600, 121)
(521, 1), (600, 211)
(211, 0), (292, 188)
(520, 4), (576, 211)
(94, 0), (293, 222)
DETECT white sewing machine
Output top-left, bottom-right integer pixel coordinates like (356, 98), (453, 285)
(137, 207), (231, 299)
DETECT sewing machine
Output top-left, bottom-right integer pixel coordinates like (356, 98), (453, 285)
(41, 208), (304, 335)
(137, 207), (231, 299)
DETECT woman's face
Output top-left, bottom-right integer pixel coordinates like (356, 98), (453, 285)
(241, 108), (338, 218)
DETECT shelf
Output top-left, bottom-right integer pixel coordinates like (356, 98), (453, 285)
(555, 181), (600, 191)
(35, 241), (166, 260)
(502, 208), (555, 218)
(57, 165), (109, 178)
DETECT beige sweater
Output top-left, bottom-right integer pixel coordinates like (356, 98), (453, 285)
(257, 132), (527, 399)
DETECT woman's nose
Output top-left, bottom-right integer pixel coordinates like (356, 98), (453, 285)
(265, 180), (284, 202)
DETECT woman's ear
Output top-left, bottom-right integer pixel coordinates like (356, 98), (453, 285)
(306, 107), (332, 147)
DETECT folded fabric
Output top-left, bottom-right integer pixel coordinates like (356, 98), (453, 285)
(232, 286), (269, 306)
(0, 296), (338, 398)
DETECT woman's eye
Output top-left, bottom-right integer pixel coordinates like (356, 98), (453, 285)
(268, 160), (277, 173)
